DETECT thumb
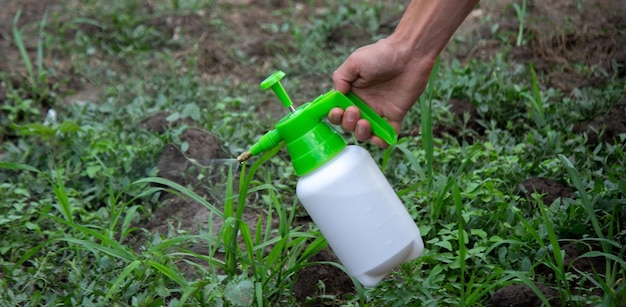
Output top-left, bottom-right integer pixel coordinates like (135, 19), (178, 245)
(332, 60), (359, 94)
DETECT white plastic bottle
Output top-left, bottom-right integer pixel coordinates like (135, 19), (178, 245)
(243, 71), (424, 287)
(296, 145), (424, 287)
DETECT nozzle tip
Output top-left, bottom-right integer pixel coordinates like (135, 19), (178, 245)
(237, 151), (252, 163)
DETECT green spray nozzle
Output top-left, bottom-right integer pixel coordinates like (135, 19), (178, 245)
(238, 71), (397, 175)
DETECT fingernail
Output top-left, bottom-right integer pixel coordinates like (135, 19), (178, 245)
(347, 111), (357, 122)
(356, 125), (367, 138)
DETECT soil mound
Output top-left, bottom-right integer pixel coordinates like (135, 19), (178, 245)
(518, 177), (575, 205)
(574, 102), (626, 146)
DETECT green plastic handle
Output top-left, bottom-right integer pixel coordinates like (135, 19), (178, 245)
(308, 90), (398, 146)
(345, 91), (397, 145)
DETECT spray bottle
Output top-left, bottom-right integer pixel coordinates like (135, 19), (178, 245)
(238, 71), (423, 287)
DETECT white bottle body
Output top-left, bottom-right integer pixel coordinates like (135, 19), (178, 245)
(296, 145), (424, 287)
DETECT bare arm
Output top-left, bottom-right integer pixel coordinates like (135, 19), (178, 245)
(330, 0), (479, 147)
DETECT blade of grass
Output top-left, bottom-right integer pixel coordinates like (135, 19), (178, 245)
(0, 162), (41, 173)
(104, 260), (141, 303)
(180, 282), (201, 307)
(49, 215), (136, 261)
(514, 207), (544, 248)
(56, 237), (135, 262)
(261, 188), (288, 284)
(51, 169), (73, 223)
(537, 200), (568, 296)
(120, 205), (141, 242)
(431, 177), (454, 221)
(558, 155), (604, 241)
(225, 145), (282, 274)
(512, 0), (527, 46)
(419, 56), (440, 191)
(255, 211), (265, 262)
(452, 180), (468, 306)
(529, 63), (544, 124)
(465, 268), (514, 305)
(394, 142), (426, 179)
(523, 63), (546, 127)
(238, 219), (256, 275)
(255, 281), (263, 307)
(147, 260), (189, 291)
(146, 235), (200, 255)
(484, 239), (525, 257)
(223, 145), (281, 274)
(217, 216), (240, 275)
(537, 202), (563, 272)
(36, 10), (48, 81)
(108, 177), (125, 238)
(10, 241), (48, 271)
(132, 177), (225, 218)
(225, 160), (238, 273)
(171, 250), (226, 271)
(579, 251), (626, 269)
(297, 236), (328, 263)
(381, 143), (394, 172)
(12, 9), (33, 83)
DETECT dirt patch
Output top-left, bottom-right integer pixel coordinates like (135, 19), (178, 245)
(0, 0), (57, 138)
(140, 112), (353, 294)
(492, 241), (609, 305)
(326, 12), (399, 48)
(0, 0), (93, 142)
(139, 113), (231, 233)
(136, 113), (287, 279)
(0, 0), (85, 89)
(518, 177), (575, 206)
(453, 0), (626, 93)
(493, 176), (614, 307)
(293, 248), (355, 305)
(573, 102), (626, 146)
(513, 1), (626, 92)
(154, 127), (228, 192)
(139, 111), (196, 134)
(0, 0), (60, 53)
(559, 242), (606, 295)
(433, 98), (484, 143)
(491, 283), (561, 307)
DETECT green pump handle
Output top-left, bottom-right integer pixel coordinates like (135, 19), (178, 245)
(307, 90), (397, 146)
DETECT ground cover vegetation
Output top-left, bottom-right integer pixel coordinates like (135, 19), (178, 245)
(1, 0), (625, 306)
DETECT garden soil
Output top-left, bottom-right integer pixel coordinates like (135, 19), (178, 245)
(1, 0), (624, 304)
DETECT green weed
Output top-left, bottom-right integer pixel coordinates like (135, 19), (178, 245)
(1, 0), (625, 306)
(511, 0), (528, 46)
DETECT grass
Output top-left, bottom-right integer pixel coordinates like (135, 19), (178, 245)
(511, 0), (528, 47)
(1, 0), (625, 306)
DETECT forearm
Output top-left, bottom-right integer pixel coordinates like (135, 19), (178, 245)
(388, 0), (479, 61)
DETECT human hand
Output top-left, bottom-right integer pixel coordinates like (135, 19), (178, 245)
(328, 0), (478, 148)
(328, 38), (435, 147)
